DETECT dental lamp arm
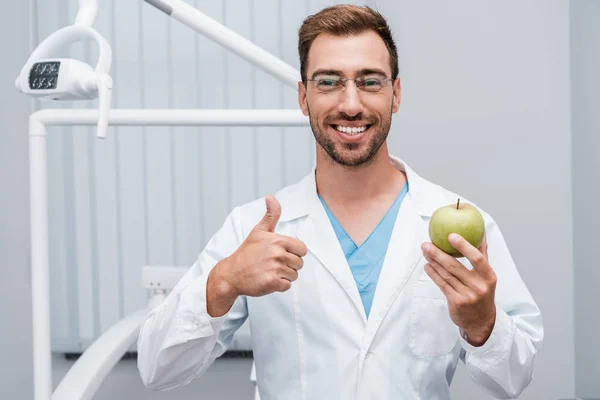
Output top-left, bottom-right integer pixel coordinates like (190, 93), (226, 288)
(143, 0), (300, 89)
(75, 0), (99, 26)
(95, 74), (113, 139)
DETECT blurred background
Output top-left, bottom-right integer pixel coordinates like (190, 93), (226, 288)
(1, 0), (598, 399)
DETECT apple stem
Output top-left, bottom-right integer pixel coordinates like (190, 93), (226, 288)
(457, 198), (460, 209)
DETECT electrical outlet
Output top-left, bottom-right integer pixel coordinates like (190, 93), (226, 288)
(142, 265), (189, 290)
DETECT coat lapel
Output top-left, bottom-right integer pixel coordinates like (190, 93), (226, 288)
(361, 193), (427, 351)
(295, 196), (368, 324)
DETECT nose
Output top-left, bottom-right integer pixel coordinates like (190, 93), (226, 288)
(337, 81), (363, 117)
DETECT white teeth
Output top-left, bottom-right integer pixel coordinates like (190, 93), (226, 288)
(334, 125), (368, 135)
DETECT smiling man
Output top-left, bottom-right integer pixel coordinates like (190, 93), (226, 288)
(137, 5), (543, 399)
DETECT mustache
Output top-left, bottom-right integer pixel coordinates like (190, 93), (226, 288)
(325, 113), (376, 124)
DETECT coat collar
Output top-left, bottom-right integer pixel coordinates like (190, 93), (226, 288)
(277, 154), (440, 222)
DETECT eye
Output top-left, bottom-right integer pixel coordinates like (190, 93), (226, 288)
(361, 77), (383, 88)
(312, 75), (340, 89)
(319, 79), (337, 87)
(317, 79), (339, 87)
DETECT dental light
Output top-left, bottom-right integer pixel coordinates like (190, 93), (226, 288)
(15, 0), (112, 139)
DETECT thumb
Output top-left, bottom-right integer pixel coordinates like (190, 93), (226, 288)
(255, 195), (281, 233)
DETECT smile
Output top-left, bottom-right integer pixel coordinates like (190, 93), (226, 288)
(332, 125), (370, 135)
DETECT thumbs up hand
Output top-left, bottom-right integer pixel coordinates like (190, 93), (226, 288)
(207, 195), (308, 316)
(254, 194), (282, 233)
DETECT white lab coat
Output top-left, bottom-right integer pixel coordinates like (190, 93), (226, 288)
(137, 155), (543, 400)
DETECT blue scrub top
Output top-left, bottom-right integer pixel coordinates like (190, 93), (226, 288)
(318, 182), (409, 318)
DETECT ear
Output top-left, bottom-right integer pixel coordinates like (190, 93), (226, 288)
(298, 81), (309, 116)
(392, 77), (401, 113)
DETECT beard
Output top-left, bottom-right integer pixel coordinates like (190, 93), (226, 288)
(308, 105), (392, 168)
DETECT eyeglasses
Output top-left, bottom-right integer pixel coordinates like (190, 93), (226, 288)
(307, 74), (393, 94)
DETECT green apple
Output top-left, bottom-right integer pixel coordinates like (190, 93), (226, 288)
(429, 199), (485, 258)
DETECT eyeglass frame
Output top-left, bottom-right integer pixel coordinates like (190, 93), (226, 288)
(305, 69), (395, 94)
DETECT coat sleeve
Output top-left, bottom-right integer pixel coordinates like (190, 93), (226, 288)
(459, 214), (544, 399)
(136, 206), (249, 390)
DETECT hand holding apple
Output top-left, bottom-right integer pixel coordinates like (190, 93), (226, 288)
(422, 200), (497, 346)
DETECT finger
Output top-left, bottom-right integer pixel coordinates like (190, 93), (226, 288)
(276, 279), (292, 292)
(282, 252), (304, 271)
(426, 257), (469, 293)
(281, 236), (308, 258)
(254, 195), (281, 233)
(424, 263), (457, 298)
(278, 265), (299, 282)
(422, 242), (471, 284)
(448, 233), (492, 275)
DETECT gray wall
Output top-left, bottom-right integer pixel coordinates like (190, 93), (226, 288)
(375, 1), (574, 399)
(0, 1), (33, 399)
(571, 1), (600, 398)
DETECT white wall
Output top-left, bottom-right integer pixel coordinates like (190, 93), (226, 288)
(374, 0), (574, 399)
(570, 1), (600, 398)
(0, 1), (33, 399)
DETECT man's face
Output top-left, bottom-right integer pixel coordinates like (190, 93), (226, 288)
(298, 30), (401, 168)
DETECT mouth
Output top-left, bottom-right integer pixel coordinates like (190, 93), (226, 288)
(329, 123), (373, 142)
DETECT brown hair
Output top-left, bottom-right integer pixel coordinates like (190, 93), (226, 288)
(298, 5), (399, 84)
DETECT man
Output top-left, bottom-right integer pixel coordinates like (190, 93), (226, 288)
(137, 5), (543, 399)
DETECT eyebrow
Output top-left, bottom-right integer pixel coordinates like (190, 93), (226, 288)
(310, 68), (388, 78)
